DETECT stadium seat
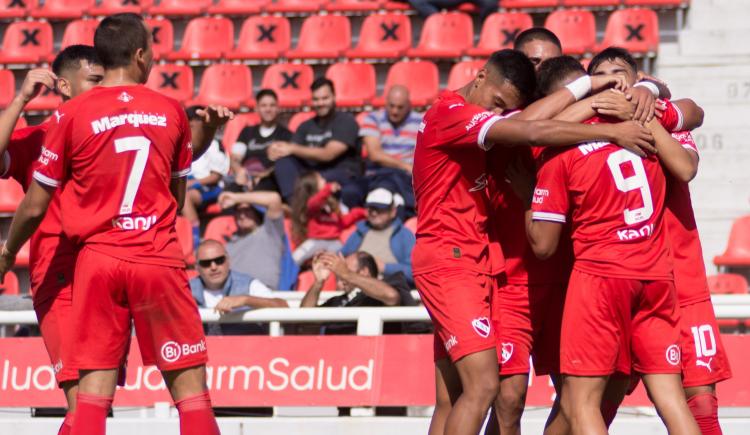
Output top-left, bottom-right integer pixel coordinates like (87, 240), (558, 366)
(407, 12), (474, 59)
(0, 0), (29, 19)
(146, 64), (194, 103)
(326, 0), (382, 12)
(326, 62), (376, 107)
(0, 179), (24, 215)
(187, 64), (253, 110)
(544, 10), (597, 55)
(265, 0), (327, 14)
(175, 216), (196, 266)
(296, 270), (337, 291)
(15, 241), (30, 267)
(287, 15), (351, 60)
(89, 0), (153, 15)
(148, 0), (211, 16)
(562, 0), (619, 6)
(0, 70), (14, 107)
(599, 8), (660, 55)
(15, 116), (27, 129)
(208, 0), (270, 15)
(227, 15), (291, 61)
(30, 0), (94, 19)
(222, 112), (261, 150)
(0, 270), (19, 296)
(447, 60), (485, 90)
(714, 215), (750, 267)
(404, 217), (417, 234)
(468, 12), (533, 57)
(169, 17), (234, 61)
(501, 0), (558, 9)
(624, 0), (687, 6)
(25, 86), (62, 112)
(382, 1), (410, 10)
(261, 63), (314, 108)
(60, 19), (99, 50)
(345, 13), (412, 59)
(373, 61), (439, 107)
(0, 21), (53, 64)
(144, 18), (174, 60)
(288, 111), (316, 133)
(707, 273), (749, 295)
(204, 215), (238, 245)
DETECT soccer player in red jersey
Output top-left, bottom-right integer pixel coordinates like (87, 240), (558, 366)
(0, 14), (227, 435)
(414, 49), (657, 435)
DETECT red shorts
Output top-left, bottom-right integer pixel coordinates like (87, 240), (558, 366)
(678, 299), (732, 387)
(33, 281), (78, 385)
(560, 269), (681, 376)
(493, 283), (566, 376)
(416, 270), (499, 363)
(69, 247), (208, 371)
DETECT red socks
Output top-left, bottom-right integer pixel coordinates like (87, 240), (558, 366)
(70, 393), (113, 435)
(175, 392), (220, 435)
(57, 412), (74, 435)
(688, 393), (723, 435)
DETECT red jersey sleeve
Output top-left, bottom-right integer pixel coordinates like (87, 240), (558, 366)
(433, 102), (505, 151)
(531, 153), (570, 224)
(671, 130), (698, 154)
(171, 106), (192, 178)
(658, 99), (683, 132)
(307, 183), (334, 215)
(32, 109), (72, 189)
(341, 207), (367, 228)
(2, 125), (46, 189)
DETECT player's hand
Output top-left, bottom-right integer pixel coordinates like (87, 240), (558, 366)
(18, 69), (57, 104)
(637, 72), (671, 99)
(0, 245), (16, 284)
(626, 86), (656, 124)
(214, 296), (246, 314)
(653, 99), (667, 119)
(504, 155), (536, 207)
(195, 105), (234, 129)
(590, 74), (629, 93)
(218, 192), (237, 209)
(328, 182), (341, 193)
(610, 121), (656, 156)
(319, 252), (350, 280)
(311, 253), (331, 282)
(591, 89), (636, 121)
(267, 142), (292, 161)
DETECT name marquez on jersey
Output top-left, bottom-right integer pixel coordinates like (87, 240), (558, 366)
(616, 223), (654, 241)
(112, 215), (158, 231)
(91, 113), (167, 134)
(578, 141), (610, 156)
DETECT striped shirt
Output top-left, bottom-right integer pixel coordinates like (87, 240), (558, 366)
(360, 109), (423, 165)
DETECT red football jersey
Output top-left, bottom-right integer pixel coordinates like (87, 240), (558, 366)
(412, 91), (504, 276)
(531, 121), (672, 280)
(33, 85), (192, 268)
(664, 131), (710, 306)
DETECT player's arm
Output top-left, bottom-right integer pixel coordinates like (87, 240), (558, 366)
(648, 118), (699, 183)
(190, 105), (233, 161)
(170, 176), (187, 211)
(363, 136), (412, 173)
(637, 72), (671, 99)
(670, 98), (704, 130)
(218, 190), (283, 219)
(320, 252), (401, 306)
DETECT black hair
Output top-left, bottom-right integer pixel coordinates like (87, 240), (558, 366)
(255, 88), (278, 102)
(536, 56), (587, 97)
(310, 77), (335, 94)
(588, 46), (637, 76)
(52, 45), (101, 76)
(514, 27), (562, 52)
(94, 13), (149, 69)
(355, 251), (379, 278)
(486, 49), (537, 104)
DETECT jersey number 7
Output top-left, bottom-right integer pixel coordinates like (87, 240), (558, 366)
(115, 136), (151, 215)
(606, 149), (653, 225)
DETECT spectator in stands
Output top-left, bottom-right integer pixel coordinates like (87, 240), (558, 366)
(268, 78), (363, 207)
(183, 106), (231, 249)
(341, 188), (415, 285)
(190, 240), (287, 335)
(407, 0), (498, 20)
(360, 85), (421, 218)
(219, 190), (285, 290)
(514, 27), (563, 70)
(230, 89), (292, 194)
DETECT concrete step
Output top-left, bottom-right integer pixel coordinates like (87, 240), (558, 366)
(678, 29), (750, 56)
(686, 0), (750, 31)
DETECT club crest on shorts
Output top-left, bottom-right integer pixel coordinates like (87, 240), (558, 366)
(501, 342), (514, 364)
(471, 317), (491, 338)
(665, 344), (681, 366)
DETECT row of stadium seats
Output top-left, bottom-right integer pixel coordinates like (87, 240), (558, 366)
(0, 0), (689, 20)
(0, 9), (660, 65)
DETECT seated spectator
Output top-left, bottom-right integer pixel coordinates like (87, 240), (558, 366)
(407, 0), (498, 20)
(219, 190), (285, 289)
(268, 78), (363, 207)
(183, 106), (230, 248)
(360, 85), (422, 218)
(230, 89), (292, 193)
(190, 240), (288, 335)
(341, 188), (415, 285)
(290, 171), (366, 265)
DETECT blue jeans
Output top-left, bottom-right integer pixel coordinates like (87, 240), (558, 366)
(408, 0), (497, 20)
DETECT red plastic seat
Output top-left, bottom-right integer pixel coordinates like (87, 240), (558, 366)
(0, 0), (29, 19)
(707, 274), (749, 295)
(407, 12), (474, 59)
(261, 63), (314, 108)
(288, 111), (315, 133)
(227, 15), (291, 61)
(204, 215), (238, 245)
(447, 60), (485, 90)
(30, 0), (94, 19)
(60, 19), (99, 50)
(0, 270), (19, 296)
(296, 270), (336, 291)
(25, 85), (62, 112)
(544, 10), (596, 55)
(187, 64), (253, 110)
(89, 0), (153, 15)
(624, 0), (687, 6)
(265, 0), (326, 13)
(169, 17), (233, 61)
(208, 0), (270, 15)
(148, 0), (211, 16)
(15, 241), (30, 267)
(468, 12), (533, 57)
(287, 15), (351, 60)
(562, 0), (619, 6)
(0, 21), (54, 64)
(175, 216), (195, 266)
(714, 215), (750, 267)
(145, 18), (174, 60)
(0, 70), (15, 107)
(146, 64), (194, 103)
(599, 8), (660, 55)
(326, 0), (382, 12)
(373, 61), (439, 107)
(346, 13), (412, 59)
(222, 112), (261, 151)
(0, 179), (24, 215)
(501, 0), (558, 8)
(325, 62), (376, 107)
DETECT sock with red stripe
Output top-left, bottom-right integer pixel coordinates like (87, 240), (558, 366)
(687, 392), (722, 435)
(70, 393), (113, 435)
(57, 412), (74, 435)
(175, 391), (220, 435)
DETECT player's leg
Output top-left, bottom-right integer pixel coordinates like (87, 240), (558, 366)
(543, 375), (568, 435)
(430, 357), (462, 435)
(445, 348), (501, 435)
(641, 374), (699, 435)
(491, 374), (528, 435)
(599, 374), (631, 427)
(162, 365), (219, 435)
(560, 375), (609, 435)
(685, 385), (721, 435)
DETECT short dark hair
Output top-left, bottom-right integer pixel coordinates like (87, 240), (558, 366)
(537, 56), (587, 97)
(256, 88), (278, 102)
(52, 45), (101, 76)
(355, 251), (379, 277)
(94, 13), (149, 69)
(311, 77), (335, 94)
(486, 49), (537, 104)
(514, 28), (562, 52)
(588, 46), (637, 76)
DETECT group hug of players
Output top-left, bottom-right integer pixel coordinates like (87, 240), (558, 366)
(413, 29), (732, 435)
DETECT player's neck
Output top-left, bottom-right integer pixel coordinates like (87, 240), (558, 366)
(100, 67), (144, 87)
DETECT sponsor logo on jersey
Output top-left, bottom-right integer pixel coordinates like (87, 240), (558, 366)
(665, 344), (681, 366)
(577, 141), (610, 156)
(52, 359), (63, 374)
(444, 335), (458, 352)
(160, 339), (206, 363)
(616, 223), (654, 241)
(91, 113), (167, 134)
(471, 317), (491, 338)
(38, 146), (59, 165)
(532, 188), (549, 205)
(500, 342), (514, 364)
(696, 357), (713, 372)
(468, 173), (488, 192)
(118, 92), (134, 103)
(112, 215), (158, 231)
(53, 110), (64, 123)
(464, 111), (493, 132)
(418, 121), (425, 133)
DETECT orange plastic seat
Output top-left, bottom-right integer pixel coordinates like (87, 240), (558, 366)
(187, 64), (253, 110)
(0, 0), (29, 19)
(373, 61), (439, 107)
(326, 62), (376, 107)
(60, 19), (99, 50)
(144, 18), (174, 60)
(175, 216), (195, 266)
(204, 215), (238, 245)
(714, 215), (750, 267)
(0, 179), (24, 215)
(25, 86), (62, 112)
(446, 60), (485, 90)
(14, 241), (30, 267)
(287, 15), (351, 60)
(261, 63), (314, 108)
(265, 0), (326, 13)
(544, 9), (596, 55)
(562, 0), (619, 6)
(0, 70), (15, 107)
(0, 21), (54, 64)
(0, 270), (19, 296)
(468, 12), (533, 57)
(30, 0), (94, 19)
(15, 116), (28, 130)
(288, 111), (315, 133)
(345, 13), (412, 59)
(501, 0), (558, 8)
(208, 0), (270, 15)
(624, 0), (687, 6)
(148, 0), (211, 16)
(89, 0), (153, 15)
(707, 273), (749, 295)
(296, 270), (336, 291)
(599, 8), (660, 55)
(222, 112), (261, 151)
(169, 17), (233, 61)
(227, 15), (291, 61)
(407, 12), (474, 59)
(146, 64), (194, 103)
(326, 0), (382, 12)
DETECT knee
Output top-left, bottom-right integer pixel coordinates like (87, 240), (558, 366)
(496, 387), (526, 418)
(465, 374), (500, 404)
(687, 392), (718, 419)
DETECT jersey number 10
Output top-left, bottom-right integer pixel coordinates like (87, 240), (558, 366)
(115, 136), (151, 215)
(606, 149), (654, 225)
